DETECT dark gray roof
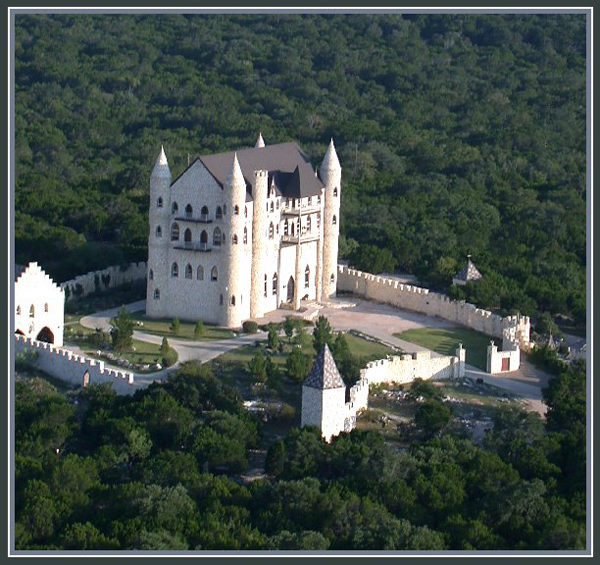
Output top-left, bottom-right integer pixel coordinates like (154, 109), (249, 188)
(198, 142), (324, 199)
(304, 344), (346, 390)
(15, 264), (26, 281)
(455, 259), (482, 282)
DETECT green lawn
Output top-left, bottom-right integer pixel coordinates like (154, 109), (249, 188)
(345, 332), (399, 360)
(130, 312), (235, 341)
(394, 327), (494, 371)
(78, 338), (172, 372)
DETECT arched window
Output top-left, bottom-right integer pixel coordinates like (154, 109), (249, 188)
(201, 205), (209, 219)
(211, 266), (218, 281)
(234, 205), (239, 215)
(244, 206), (248, 218)
(231, 295), (236, 306)
(305, 265), (310, 287)
(29, 305), (34, 318)
(213, 227), (222, 246)
(269, 222), (274, 239)
(156, 225), (162, 238)
(333, 187), (338, 197)
(200, 230), (208, 244)
(220, 294), (223, 305)
(270, 201), (274, 212)
(307, 215), (312, 232)
(291, 222), (295, 236)
(197, 266), (204, 280)
(233, 234), (238, 245)
(44, 303), (49, 313)
(154, 289), (161, 299)
(172, 202), (179, 214)
(157, 196), (163, 208)
(16, 305), (21, 315)
(184, 228), (192, 244)
(243, 226), (248, 244)
(272, 272), (278, 295)
(330, 273), (335, 283)
(185, 203), (193, 218)
(284, 219), (289, 236)
(171, 223), (180, 241)
(276, 224), (279, 234)
(149, 269), (154, 280)
(216, 206), (223, 219)
(332, 215), (337, 225)
(185, 264), (192, 279)
(171, 263), (179, 278)
(264, 274), (268, 297)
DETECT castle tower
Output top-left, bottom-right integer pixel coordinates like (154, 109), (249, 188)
(255, 132), (265, 148)
(250, 169), (268, 319)
(220, 154), (247, 328)
(146, 146), (172, 318)
(320, 139), (342, 299)
(301, 344), (347, 442)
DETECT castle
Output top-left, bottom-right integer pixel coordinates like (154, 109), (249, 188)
(146, 135), (341, 328)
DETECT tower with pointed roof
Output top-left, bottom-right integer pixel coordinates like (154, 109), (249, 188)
(145, 134), (341, 328)
(146, 146), (172, 317)
(320, 139), (342, 300)
(301, 344), (347, 442)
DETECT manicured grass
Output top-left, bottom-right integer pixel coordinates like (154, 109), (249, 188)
(130, 312), (234, 341)
(394, 327), (493, 371)
(345, 332), (398, 360)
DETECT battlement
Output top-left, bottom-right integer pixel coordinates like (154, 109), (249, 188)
(15, 334), (135, 390)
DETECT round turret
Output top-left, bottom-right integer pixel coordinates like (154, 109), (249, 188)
(250, 169), (268, 319)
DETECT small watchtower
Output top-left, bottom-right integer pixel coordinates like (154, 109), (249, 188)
(453, 255), (482, 286)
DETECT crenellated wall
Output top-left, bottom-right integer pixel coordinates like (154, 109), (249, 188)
(62, 262), (147, 302)
(15, 335), (136, 395)
(337, 265), (531, 350)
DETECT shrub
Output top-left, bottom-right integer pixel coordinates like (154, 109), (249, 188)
(171, 317), (181, 335)
(162, 348), (178, 368)
(194, 320), (204, 339)
(242, 321), (258, 334)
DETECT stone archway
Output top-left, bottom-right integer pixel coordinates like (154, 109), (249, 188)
(36, 326), (54, 344)
(287, 276), (295, 303)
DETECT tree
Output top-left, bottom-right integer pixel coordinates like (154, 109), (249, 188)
(265, 357), (282, 393)
(265, 440), (286, 476)
(194, 320), (205, 339)
(313, 316), (334, 353)
(283, 317), (297, 342)
(110, 307), (134, 352)
(267, 326), (279, 350)
(171, 317), (181, 336)
(414, 400), (452, 437)
(248, 349), (267, 383)
(286, 347), (311, 383)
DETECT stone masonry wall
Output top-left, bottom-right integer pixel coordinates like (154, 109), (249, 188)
(15, 335), (135, 395)
(62, 262), (147, 302)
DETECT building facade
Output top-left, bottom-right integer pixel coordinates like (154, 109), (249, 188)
(14, 262), (65, 347)
(146, 136), (342, 328)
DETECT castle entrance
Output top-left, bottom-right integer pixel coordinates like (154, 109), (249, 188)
(287, 276), (295, 302)
(36, 326), (54, 344)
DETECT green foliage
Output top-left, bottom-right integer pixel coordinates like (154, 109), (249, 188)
(247, 349), (267, 383)
(194, 320), (205, 339)
(414, 400), (453, 437)
(285, 347), (312, 383)
(283, 316), (298, 341)
(242, 321), (259, 334)
(109, 307), (134, 353)
(267, 326), (279, 350)
(312, 316), (334, 353)
(159, 337), (177, 367)
(170, 317), (181, 336)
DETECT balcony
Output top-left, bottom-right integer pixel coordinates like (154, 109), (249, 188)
(173, 242), (212, 252)
(281, 231), (320, 244)
(175, 214), (213, 224)
(282, 203), (322, 216)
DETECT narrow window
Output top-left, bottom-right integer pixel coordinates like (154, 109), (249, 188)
(244, 206), (248, 218)
(16, 305), (21, 315)
(317, 214), (321, 229)
(243, 226), (248, 244)
(305, 265), (310, 288)
(284, 220), (289, 236)
(171, 263), (179, 278)
(29, 305), (34, 318)
(154, 289), (160, 299)
(201, 205), (209, 218)
(200, 230), (208, 248)
(234, 205), (239, 215)
(44, 303), (49, 313)
(307, 215), (312, 232)
(157, 196), (163, 208)
(216, 206), (223, 219)
(211, 266), (218, 281)
(156, 225), (162, 238)
(276, 200), (279, 209)
(264, 274), (267, 297)
(270, 201), (274, 212)
(185, 204), (193, 218)
(231, 295), (236, 306)
(330, 273), (335, 283)
(171, 223), (180, 241)
(149, 269), (154, 280)
(272, 273), (278, 295)
(333, 187), (338, 197)
(213, 227), (222, 246)
(184, 228), (192, 245)
(266, 203), (269, 212)
(233, 234), (238, 245)
(185, 264), (192, 279)
(332, 215), (337, 226)
(197, 266), (204, 280)
(172, 202), (179, 214)
(269, 222), (274, 239)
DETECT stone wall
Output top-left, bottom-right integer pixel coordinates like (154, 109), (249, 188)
(486, 332), (521, 374)
(61, 262), (147, 302)
(15, 335), (136, 395)
(336, 265), (531, 350)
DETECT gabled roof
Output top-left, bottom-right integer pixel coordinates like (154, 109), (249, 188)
(304, 344), (346, 390)
(198, 141), (324, 199)
(455, 258), (482, 282)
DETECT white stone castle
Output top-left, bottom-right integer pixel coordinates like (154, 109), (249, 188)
(146, 134), (342, 328)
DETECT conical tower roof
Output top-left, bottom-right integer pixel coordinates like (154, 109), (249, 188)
(320, 138), (341, 172)
(225, 152), (246, 190)
(455, 256), (482, 283)
(151, 145), (171, 178)
(304, 343), (345, 390)
(255, 132), (265, 148)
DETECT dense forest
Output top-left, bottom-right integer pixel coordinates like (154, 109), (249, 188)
(15, 350), (586, 550)
(14, 14), (586, 325)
